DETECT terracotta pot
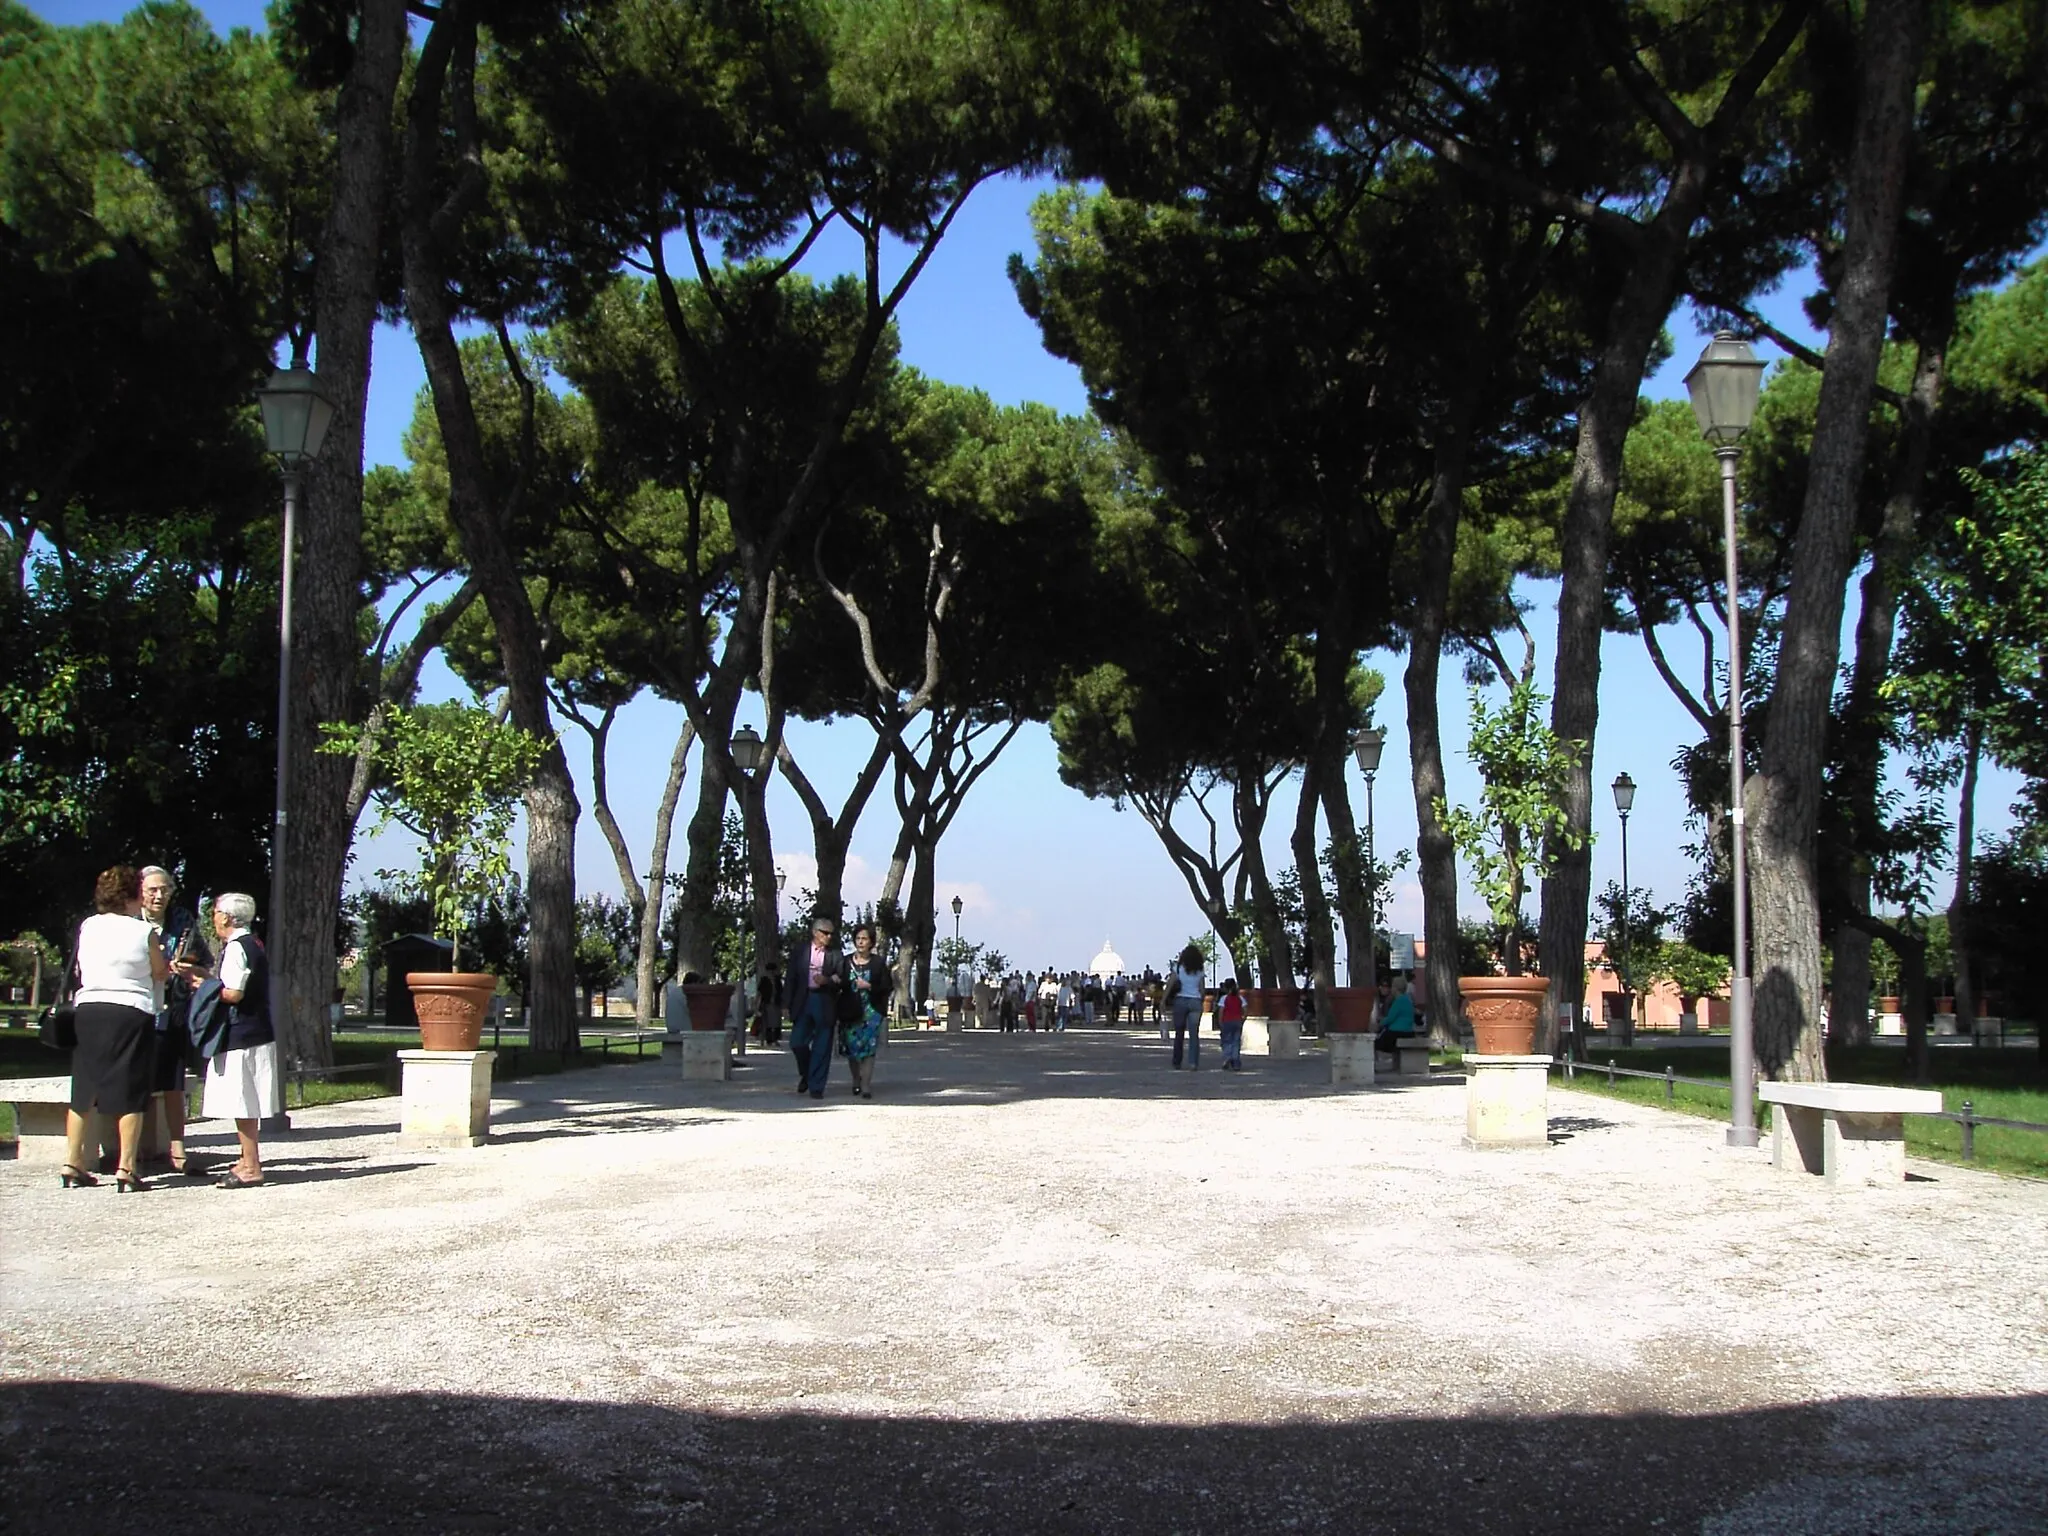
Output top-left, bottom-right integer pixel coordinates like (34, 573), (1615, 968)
(1322, 986), (1377, 1033)
(1261, 987), (1302, 1022)
(1879, 995), (1902, 1014)
(683, 981), (736, 1031)
(1461, 975), (1548, 1056)
(1934, 996), (1955, 1015)
(406, 971), (498, 1052)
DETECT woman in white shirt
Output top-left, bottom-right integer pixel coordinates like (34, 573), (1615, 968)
(1169, 944), (1207, 1070)
(63, 865), (167, 1191)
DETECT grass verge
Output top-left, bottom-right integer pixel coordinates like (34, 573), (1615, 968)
(1537, 1045), (2048, 1180)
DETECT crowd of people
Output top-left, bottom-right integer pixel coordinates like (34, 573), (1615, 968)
(56, 864), (277, 1193)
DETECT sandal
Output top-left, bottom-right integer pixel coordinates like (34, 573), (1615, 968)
(114, 1167), (145, 1194)
(215, 1169), (265, 1189)
(59, 1165), (98, 1189)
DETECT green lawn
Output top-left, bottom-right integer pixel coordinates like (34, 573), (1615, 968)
(1539, 1044), (2048, 1180)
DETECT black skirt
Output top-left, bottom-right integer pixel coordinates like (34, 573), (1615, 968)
(70, 1002), (156, 1116)
(150, 1019), (190, 1093)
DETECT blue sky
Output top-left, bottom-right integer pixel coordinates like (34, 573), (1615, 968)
(35, 0), (2016, 984)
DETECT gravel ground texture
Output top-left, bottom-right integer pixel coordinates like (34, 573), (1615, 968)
(3, 1028), (2044, 1535)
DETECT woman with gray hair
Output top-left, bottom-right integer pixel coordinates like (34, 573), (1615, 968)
(201, 892), (276, 1188)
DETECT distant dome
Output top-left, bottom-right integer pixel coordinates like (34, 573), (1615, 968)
(1089, 941), (1125, 978)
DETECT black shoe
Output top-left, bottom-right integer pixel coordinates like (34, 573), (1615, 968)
(809, 1090), (824, 1100)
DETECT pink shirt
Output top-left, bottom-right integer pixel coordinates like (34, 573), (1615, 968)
(809, 941), (828, 988)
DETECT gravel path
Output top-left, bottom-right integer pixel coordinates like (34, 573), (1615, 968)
(4, 1030), (2044, 1533)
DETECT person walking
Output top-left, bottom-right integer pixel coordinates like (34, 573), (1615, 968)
(1168, 944), (1206, 1070)
(1214, 977), (1247, 1071)
(785, 913), (848, 1100)
(201, 892), (278, 1188)
(139, 865), (212, 1176)
(61, 866), (168, 1191)
(842, 923), (892, 1098)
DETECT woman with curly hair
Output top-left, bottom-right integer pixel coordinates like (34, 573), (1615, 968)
(62, 866), (168, 1191)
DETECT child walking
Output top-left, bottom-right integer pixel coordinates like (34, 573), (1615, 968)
(1216, 978), (1247, 1071)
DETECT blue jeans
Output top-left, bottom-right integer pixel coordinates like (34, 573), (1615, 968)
(791, 992), (836, 1095)
(1171, 996), (1202, 1067)
(1220, 1022), (1243, 1066)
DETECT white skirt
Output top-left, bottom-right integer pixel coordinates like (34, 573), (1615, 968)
(203, 1041), (281, 1121)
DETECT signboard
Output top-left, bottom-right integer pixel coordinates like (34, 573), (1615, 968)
(1389, 932), (1417, 974)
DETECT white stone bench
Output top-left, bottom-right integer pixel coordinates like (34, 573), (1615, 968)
(5, 1075), (175, 1165)
(1757, 1082), (1943, 1187)
(4, 1075), (74, 1163)
(1382, 1037), (1431, 1077)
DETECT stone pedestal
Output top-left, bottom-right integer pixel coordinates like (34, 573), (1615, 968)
(397, 1050), (495, 1150)
(1265, 1019), (1301, 1059)
(1932, 1012), (1958, 1037)
(675, 1030), (731, 1081)
(1463, 1054), (1551, 1150)
(1877, 1010), (1905, 1037)
(1329, 1031), (1376, 1086)
(1241, 1016), (1270, 1055)
(1678, 1011), (1700, 1036)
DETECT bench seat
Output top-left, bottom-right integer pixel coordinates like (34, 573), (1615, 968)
(1757, 1081), (1943, 1187)
(1388, 1037), (1431, 1077)
(4, 1075), (175, 1165)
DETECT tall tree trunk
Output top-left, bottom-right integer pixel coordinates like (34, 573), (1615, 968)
(907, 833), (938, 1006)
(778, 730), (892, 923)
(1234, 776), (1291, 987)
(399, 6), (580, 1051)
(669, 739), (731, 980)
(275, 0), (407, 1074)
(1827, 333), (1947, 1047)
(1408, 416), (1472, 1047)
(634, 717), (694, 1028)
(1538, 220), (1697, 1045)
(1750, 0), (1925, 1082)
(1292, 756), (1338, 1000)
(1318, 767), (1372, 984)
(1831, 923), (1875, 1046)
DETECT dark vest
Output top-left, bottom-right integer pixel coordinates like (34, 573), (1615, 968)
(224, 933), (273, 1050)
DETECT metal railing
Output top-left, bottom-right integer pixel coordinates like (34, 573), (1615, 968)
(1554, 1055), (2048, 1165)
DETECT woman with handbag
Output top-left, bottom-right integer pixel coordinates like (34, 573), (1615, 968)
(842, 923), (893, 1098)
(61, 866), (168, 1191)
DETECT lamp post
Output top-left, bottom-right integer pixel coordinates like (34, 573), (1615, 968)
(1352, 727), (1385, 981)
(255, 365), (334, 1087)
(1684, 331), (1766, 1148)
(951, 893), (963, 947)
(1611, 772), (1636, 1046)
(730, 725), (769, 979)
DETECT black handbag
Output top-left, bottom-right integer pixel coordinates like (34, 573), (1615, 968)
(36, 939), (78, 1051)
(37, 1002), (76, 1052)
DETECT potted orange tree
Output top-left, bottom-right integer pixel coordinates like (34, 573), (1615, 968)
(1437, 678), (1585, 1054)
(322, 703), (546, 1050)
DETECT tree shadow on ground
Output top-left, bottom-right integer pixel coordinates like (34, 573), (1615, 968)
(3, 1381), (2041, 1535)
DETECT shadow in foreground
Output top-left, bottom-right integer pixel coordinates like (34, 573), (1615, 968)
(2, 1382), (2041, 1535)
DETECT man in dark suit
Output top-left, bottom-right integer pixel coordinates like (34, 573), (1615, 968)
(785, 912), (848, 1099)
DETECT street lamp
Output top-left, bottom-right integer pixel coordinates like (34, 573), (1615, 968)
(255, 365), (334, 1071)
(1611, 772), (1636, 1046)
(951, 893), (963, 945)
(1352, 726), (1385, 981)
(1684, 331), (1766, 1148)
(729, 725), (769, 979)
